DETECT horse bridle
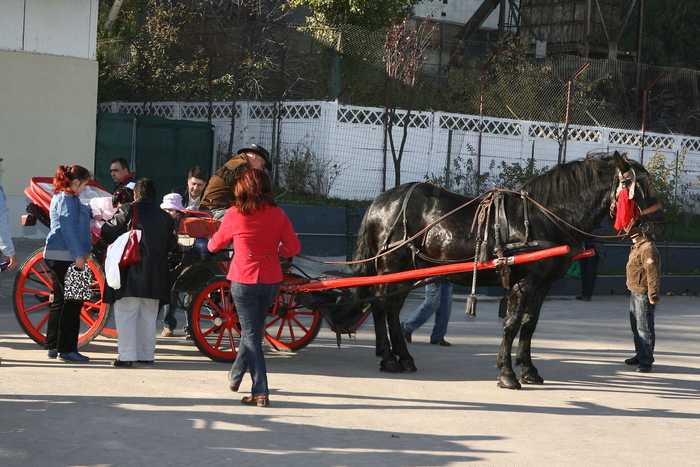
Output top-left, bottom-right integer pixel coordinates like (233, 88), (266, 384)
(612, 166), (664, 235)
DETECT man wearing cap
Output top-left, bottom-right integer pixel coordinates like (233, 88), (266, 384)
(200, 144), (271, 220)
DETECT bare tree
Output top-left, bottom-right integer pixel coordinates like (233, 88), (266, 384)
(382, 15), (436, 188)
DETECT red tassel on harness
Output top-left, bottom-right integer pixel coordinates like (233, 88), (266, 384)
(614, 188), (636, 230)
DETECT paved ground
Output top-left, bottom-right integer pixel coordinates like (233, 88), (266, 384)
(1, 239), (699, 466)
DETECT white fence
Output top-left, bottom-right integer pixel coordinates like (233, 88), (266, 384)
(99, 101), (700, 200)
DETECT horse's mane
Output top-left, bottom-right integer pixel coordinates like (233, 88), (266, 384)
(520, 155), (614, 207)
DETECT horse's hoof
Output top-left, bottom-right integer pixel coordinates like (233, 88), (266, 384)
(379, 361), (402, 373)
(520, 373), (544, 385)
(399, 359), (417, 372)
(497, 375), (521, 390)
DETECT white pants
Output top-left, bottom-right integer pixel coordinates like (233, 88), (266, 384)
(113, 297), (159, 361)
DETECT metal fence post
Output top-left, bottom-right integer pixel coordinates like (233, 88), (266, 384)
(562, 62), (590, 164)
(640, 71), (664, 164)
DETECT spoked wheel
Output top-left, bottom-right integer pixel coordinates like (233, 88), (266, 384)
(188, 277), (240, 363)
(12, 247), (111, 347)
(264, 274), (322, 352)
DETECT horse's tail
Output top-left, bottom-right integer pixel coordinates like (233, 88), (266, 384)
(352, 210), (377, 302)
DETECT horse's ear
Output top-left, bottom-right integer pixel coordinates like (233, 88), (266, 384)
(613, 151), (631, 172)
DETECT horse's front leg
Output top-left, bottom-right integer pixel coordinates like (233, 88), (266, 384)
(496, 287), (527, 389)
(515, 291), (546, 385)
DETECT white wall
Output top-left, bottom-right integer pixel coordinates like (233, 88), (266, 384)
(99, 101), (700, 203)
(0, 0), (98, 59)
(414, 0), (503, 29)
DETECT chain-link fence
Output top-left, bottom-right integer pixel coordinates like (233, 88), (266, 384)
(98, 22), (700, 241)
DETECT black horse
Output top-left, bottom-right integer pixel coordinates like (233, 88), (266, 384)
(353, 152), (666, 389)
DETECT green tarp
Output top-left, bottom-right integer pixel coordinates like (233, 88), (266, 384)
(95, 113), (213, 200)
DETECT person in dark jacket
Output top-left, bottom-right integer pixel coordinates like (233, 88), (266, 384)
(110, 157), (136, 194)
(101, 178), (178, 367)
(172, 166), (208, 211)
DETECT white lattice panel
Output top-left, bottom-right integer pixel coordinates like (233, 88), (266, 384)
(281, 103), (321, 119)
(440, 115), (480, 132)
(249, 104), (275, 119)
(117, 102), (176, 118)
(643, 134), (675, 150)
(681, 137), (700, 152)
(610, 131), (642, 146)
(483, 119), (521, 136)
(568, 127), (603, 142)
(181, 103), (236, 120)
(529, 124), (560, 139)
(337, 107), (384, 125)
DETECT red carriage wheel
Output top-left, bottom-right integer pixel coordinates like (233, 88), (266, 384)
(12, 247), (111, 347)
(188, 278), (240, 363)
(264, 274), (322, 352)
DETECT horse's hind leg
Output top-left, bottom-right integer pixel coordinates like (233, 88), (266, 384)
(371, 303), (400, 373)
(387, 299), (416, 372)
(371, 294), (415, 373)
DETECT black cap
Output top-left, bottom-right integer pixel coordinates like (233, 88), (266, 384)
(237, 144), (271, 170)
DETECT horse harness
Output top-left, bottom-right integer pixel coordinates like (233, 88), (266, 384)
(377, 184), (567, 293)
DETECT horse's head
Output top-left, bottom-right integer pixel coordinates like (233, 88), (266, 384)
(612, 152), (667, 241)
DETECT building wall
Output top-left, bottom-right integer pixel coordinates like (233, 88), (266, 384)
(0, 0), (99, 240)
(0, 0), (98, 59)
(414, 0), (502, 29)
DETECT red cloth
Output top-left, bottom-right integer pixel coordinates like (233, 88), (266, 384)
(613, 188), (636, 230)
(207, 205), (301, 284)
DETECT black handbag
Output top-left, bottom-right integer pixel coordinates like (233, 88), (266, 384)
(64, 264), (94, 302)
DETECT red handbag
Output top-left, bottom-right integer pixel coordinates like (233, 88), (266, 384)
(119, 204), (141, 268)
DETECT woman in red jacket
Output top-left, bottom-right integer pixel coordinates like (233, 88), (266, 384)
(207, 168), (301, 407)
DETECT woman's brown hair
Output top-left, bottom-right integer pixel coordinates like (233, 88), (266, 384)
(234, 168), (276, 215)
(52, 165), (91, 197)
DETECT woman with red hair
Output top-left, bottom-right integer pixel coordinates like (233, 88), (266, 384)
(208, 168), (301, 407)
(43, 165), (93, 362)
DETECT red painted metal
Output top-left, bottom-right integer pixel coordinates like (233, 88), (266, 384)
(572, 248), (595, 260)
(285, 245), (571, 293)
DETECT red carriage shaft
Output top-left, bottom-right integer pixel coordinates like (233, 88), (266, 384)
(286, 245), (572, 293)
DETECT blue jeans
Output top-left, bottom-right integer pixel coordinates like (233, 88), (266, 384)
(403, 279), (453, 342)
(629, 291), (655, 365)
(161, 304), (189, 333)
(228, 281), (280, 397)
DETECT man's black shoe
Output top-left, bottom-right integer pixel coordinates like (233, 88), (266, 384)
(401, 323), (412, 344)
(575, 295), (591, 301)
(636, 364), (652, 373)
(430, 339), (451, 347)
(624, 357), (640, 365)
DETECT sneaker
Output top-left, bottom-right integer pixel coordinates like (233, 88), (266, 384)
(401, 322), (412, 343)
(430, 339), (451, 347)
(161, 328), (174, 337)
(624, 357), (640, 365)
(47, 349), (58, 359)
(58, 352), (90, 362)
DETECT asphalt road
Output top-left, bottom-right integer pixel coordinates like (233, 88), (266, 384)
(1, 239), (699, 466)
